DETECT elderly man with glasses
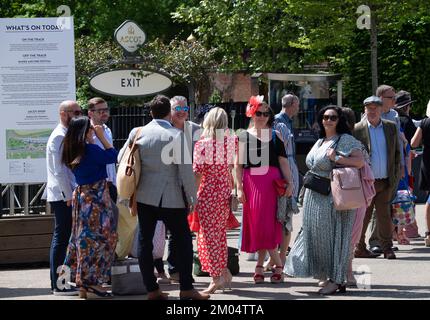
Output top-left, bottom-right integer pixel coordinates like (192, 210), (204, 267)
(364, 85), (407, 254)
(160, 96), (201, 283)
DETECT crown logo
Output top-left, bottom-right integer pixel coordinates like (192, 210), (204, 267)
(127, 26), (135, 35)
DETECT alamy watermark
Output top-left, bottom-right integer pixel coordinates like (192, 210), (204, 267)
(356, 5), (371, 30)
(56, 5), (72, 30)
(158, 128), (273, 175)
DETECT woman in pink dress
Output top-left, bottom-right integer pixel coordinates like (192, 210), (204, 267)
(235, 96), (293, 284)
(193, 107), (237, 293)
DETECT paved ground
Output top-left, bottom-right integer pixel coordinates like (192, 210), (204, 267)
(0, 204), (429, 300)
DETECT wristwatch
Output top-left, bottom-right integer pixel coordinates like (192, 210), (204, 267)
(334, 155), (341, 163)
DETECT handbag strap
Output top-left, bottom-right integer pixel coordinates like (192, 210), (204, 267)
(310, 134), (343, 173)
(126, 127), (143, 163)
(130, 126), (143, 150)
(332, 134), (343, 152)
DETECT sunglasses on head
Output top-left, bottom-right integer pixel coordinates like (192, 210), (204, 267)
(322, 115), (338, 121)
(255, 111), (270, 117)
(174, 106), (190, 112)
(67, 110), (83, 116)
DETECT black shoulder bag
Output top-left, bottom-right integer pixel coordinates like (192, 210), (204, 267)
(303, 136), (342, 196)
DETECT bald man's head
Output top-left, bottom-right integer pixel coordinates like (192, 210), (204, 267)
(59, 100), (82, 127)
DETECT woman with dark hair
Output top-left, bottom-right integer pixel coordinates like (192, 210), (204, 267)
(285, 105), (365, 295)
(235, 96), (293, 284)
(61, 116), (118, 299)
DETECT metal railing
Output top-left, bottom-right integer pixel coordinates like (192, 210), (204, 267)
(1, 183), (48, 217)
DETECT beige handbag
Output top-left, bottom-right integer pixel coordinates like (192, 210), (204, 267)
(330, 167), (365, 211)
(116, 127), (143, 200)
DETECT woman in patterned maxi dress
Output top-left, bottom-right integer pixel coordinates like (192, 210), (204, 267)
(61, 116), (118, 298)
(193, 107), (237, 294)
(284, 106), (365, 295)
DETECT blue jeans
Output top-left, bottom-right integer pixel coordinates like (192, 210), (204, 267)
(49, 201), (72, 290)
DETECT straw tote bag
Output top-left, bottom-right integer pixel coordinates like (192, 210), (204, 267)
(117, 127), (143, 199)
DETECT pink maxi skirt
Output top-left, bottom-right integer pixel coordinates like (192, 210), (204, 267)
(241, 166), (283, 253)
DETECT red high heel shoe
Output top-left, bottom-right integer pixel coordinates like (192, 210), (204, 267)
(253, 265), (265, 284)
(270, 265), (284, 284)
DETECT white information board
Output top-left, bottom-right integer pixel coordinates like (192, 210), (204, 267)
(0, 17), (75, 183)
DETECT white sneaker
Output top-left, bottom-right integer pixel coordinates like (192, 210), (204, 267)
(53, 288), (79, 296)
(156, 273), (172, 285)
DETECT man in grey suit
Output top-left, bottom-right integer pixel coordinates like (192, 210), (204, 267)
(132, 95), (209, 300)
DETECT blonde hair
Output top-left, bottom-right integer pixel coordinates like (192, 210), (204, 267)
(202, 107), (228, 139)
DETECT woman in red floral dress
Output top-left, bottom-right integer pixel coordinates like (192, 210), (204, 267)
(193, 107), (237, 294)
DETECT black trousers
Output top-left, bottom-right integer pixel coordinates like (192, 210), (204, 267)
(137, 202), (194, 292)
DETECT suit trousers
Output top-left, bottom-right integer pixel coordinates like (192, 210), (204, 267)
(357, 179), (394, 252)
(368, 212), (380, 248)
(137, 202), (194, 292)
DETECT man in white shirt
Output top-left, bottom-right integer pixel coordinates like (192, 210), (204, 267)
(87, 97), (117, 202)
(45, 100), (82, 295)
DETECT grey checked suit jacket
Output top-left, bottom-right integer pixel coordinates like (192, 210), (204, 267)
(120, 119), (197, 209)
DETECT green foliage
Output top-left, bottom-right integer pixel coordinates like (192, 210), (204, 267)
(1, 0), (192, 41)
(138, 38), (218, 86)
(209, 89), (222, 104)
(174, 0), (430, 115)
(173, 0), (304, 72)
(74, 36), (122, 106)
(333, 16), (430, 116)
(3, 1), (430, 115)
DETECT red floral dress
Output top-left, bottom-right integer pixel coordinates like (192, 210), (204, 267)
(193, 135), (237, 277)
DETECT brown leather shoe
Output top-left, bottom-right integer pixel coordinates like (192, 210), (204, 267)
(180, 289), (210, 300)
(354, 248), (380, 258)
(383, 249), (396, 259)
(147, 289), (169, 300)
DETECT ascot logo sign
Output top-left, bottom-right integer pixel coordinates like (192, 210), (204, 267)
(89, 69), (172, 97)
(114, 20), (146, 54)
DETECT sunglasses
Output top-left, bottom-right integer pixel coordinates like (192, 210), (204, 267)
(67, 110), (83, 116)
(255, 111), (270, 117)
(173, 106), (190, 112)
(322, 115), (339, 121)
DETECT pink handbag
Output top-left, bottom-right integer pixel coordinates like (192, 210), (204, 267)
(331, 167), (366, 211)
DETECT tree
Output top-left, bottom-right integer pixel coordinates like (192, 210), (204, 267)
(173, 0), (304, 72)
(137, 38), (219, 104)
(1, 0), (192, 41)
(174, 0), (430, 114)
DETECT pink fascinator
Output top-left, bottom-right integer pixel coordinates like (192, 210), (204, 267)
(245, 95), (264, 117)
